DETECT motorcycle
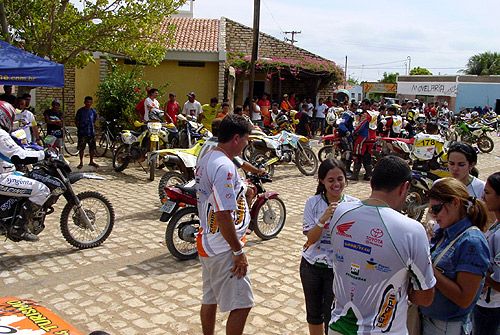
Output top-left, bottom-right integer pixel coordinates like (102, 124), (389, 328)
(160, 173), (287, 260)
(113, 120), (179, 177)
(0, 154), (114, 248)
(372, 136), (414, 162)
(177, 114), (208, 148)
(452, 119), (495, 153)
(317, 129), (342, 162)
(249, 130), (318, 177)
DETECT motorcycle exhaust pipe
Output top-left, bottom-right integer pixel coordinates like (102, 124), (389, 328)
(162, 155), (183, 165)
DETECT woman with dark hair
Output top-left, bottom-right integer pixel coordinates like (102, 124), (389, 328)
(300, 159), (359, 335)
(447, 142), (485, 198)
(420, 177), (490, 335)
(473, 172), (500, 335)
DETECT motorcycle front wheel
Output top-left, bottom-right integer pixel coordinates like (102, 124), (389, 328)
(60, 191), (115, 249)
(317, 145), (338, 162)
(112, 144), (131, 172)
(477, 135), (494, 153)
(242, 143), (255, 161)
(158, 171), (188, 203)
(165, 206), (199, 260)
(403, 186), (426, 222)
(253, 197), (286, 240)
(295, 147), (319, 176)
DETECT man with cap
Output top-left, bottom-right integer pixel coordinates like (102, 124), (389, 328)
(182, 91), (202, 118)
(280, 94), (293, 113)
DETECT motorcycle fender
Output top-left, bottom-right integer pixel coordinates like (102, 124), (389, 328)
(69, 172), (105, 184)
(249, 192), (280, 224)
(411, 173), (432, 192)
(160, 212), (173, 222)
(150, 134), (159, 142)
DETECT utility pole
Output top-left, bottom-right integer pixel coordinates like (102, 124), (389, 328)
(248, 0), (260, 111)
(407, 55), (411, 74)
(344, 56), (348, 88)
(284, 31), (301, 45)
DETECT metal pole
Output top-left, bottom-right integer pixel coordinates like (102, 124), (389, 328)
(344, 56), (348, 88)
(248, 0), (260, 114)
(407, 56), (411, 74)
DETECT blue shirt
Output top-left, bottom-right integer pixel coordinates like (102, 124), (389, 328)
(420, 217), (490, 321)
(75, 107), (97, 137)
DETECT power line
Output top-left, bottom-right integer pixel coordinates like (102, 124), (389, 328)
(261, 0), (285, 37)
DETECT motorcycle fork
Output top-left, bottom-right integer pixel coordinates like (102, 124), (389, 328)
(58, 168), (95, 231)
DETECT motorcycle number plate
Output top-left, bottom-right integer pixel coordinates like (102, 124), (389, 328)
(160, 201), (176, 213)
(150, 134), (159, 141)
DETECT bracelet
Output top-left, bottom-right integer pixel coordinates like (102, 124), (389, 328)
(317, 222), (326, 228)
(232, 249), (244, 256)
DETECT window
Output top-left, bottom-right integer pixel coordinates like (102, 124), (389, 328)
(178, 61), (205, 67)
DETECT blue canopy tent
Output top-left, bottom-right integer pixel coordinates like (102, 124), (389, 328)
(0, 40), (64, 87)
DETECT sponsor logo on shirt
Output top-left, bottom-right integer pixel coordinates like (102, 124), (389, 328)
(346, 263), (366, 282)
(226, 172), (233, 180)
(336, 221), (355, 237)
(366, 227), (384, 247)
(374, 284), (398, 332)
(365, 258), (392, 273)
(335, 250), (344, 263)
(344, 240), (372, 255)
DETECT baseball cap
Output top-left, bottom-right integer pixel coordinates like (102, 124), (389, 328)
(283, 94), (288, 98)
(187, 92), (196, 98)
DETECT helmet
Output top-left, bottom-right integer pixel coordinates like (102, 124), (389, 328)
(276, 114), (288, 126)
(0, 101), (16, 132)
(471, 111), (479, 118)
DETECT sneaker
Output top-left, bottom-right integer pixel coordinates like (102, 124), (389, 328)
(20, 232), (39, 242)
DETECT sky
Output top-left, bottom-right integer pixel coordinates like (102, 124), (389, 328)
(186, 0), (500, 82)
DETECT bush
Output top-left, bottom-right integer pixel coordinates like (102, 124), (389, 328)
(95, 63), (151, 128)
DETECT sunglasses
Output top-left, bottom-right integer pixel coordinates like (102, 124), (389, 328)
(429, 202), (447, 215)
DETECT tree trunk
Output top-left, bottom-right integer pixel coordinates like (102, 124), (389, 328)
(0, 2), (11, 43)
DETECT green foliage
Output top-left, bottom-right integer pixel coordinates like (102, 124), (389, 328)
(95, 65), (151, 127)
(347, 76), (359, 85)
(409, 67), (432, 75)
(463, 52), (500, 75)
(379, 72), (399, 84)
(1, 0), (185, 67)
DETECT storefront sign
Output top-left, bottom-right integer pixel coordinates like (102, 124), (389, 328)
(362, 82), (397, 94)
(397, 81), (457, 97)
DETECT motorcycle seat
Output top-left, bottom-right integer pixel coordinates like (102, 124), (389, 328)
(177, 185), (197, 197)
(380, 137), (414, 145)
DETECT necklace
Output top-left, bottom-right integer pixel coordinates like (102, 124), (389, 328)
(363, 197), (390, 207)
(215, 146), (230, 158)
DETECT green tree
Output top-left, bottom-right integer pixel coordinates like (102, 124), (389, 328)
(0, 0), (185, 67)
(409, 67), (432, 75)
(379, 72), (399, 84)
(463, 51), (500, 75)
(347, 76), (360, 86)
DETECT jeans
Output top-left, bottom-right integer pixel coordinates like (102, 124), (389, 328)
(472, 305), (500, 335)
(422, 315), (470, 335)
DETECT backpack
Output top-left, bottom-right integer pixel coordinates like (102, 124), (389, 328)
(135, 98), (146, 121)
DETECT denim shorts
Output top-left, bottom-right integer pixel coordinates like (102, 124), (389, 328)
(422, 314), (470, 335)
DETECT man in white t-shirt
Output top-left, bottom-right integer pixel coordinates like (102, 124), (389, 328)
(182, 91), (202, 117)
(196, 114), (254, 335)
(144, 88), (168, 122)
(315, 98), (328, 135)
(327, 156), (436, 335)
(15, 97), (40, 144)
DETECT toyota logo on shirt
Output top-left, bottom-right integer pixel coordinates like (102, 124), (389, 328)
(370, 228), (384, 238)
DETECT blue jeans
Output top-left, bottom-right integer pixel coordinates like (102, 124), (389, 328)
(422, 315), (470, 335)
(472, 305), (500, 335)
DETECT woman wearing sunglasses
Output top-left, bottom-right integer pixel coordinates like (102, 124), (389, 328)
(473, 172), (500, 335)
(447, 142), (485, 199)
(420, 177), (490, 335)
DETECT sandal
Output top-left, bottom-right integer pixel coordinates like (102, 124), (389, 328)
(89, 162), (99, 168)
(76, 163), (83, 169)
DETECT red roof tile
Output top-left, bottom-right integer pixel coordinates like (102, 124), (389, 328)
(161, 17), (219, 52)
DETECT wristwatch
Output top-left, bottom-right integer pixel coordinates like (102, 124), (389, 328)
(232, 249), (244, 256)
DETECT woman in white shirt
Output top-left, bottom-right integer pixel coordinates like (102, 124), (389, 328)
(300, 159), (359, 335)
(447, 142), (485, 199)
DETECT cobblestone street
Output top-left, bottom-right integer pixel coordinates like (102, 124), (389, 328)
(0, 139), (499, 335)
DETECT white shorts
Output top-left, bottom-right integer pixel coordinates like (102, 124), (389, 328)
(200, 250), (254, 313)
(0, 172), (50, 205)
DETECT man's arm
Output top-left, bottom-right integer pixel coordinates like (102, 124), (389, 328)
(408, 287), (434, 307)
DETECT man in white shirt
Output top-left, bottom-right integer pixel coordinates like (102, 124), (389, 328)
(182, 91), (202, 117)
(315, 98), (328, 136)
(144, 88), (167, 122)
(327, 156), (436, 335)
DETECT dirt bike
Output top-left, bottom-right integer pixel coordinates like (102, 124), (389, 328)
(177, 114), (208, 149)
(0, 154), (114, 248)
(372, 136), (414, 162)
(113, 121), (179, 180)
(452, 120), (495, 153)
(160, 173), (287, 260)
(249, 130), (318, 177)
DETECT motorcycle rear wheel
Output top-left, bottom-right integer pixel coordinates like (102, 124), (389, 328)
(250, 152), (275, 177)
(113, 144), (130, 172)
(403, 186), (426, 222)
(253, 197), (286, 240)
(165, 206), (199, 260)
(477, 135), (494, 153)
(242, 143), (255, 161)
(60, 191), (115, 249)
(158, 171), (188, 202)
(317, 145), (338, 162)
(296, 147), (319, 176)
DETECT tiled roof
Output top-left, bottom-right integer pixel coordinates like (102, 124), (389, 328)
(161, 17), (219, 52)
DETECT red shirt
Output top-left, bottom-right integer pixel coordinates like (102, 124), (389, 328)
(166, 101), (180, 123)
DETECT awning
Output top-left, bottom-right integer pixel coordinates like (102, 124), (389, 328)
(0, 40), (64, 87)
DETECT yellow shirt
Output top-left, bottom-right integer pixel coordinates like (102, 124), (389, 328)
(200, 103), (221, 131)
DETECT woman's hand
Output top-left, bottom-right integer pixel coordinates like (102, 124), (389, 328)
(319, 202), (338, 227)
